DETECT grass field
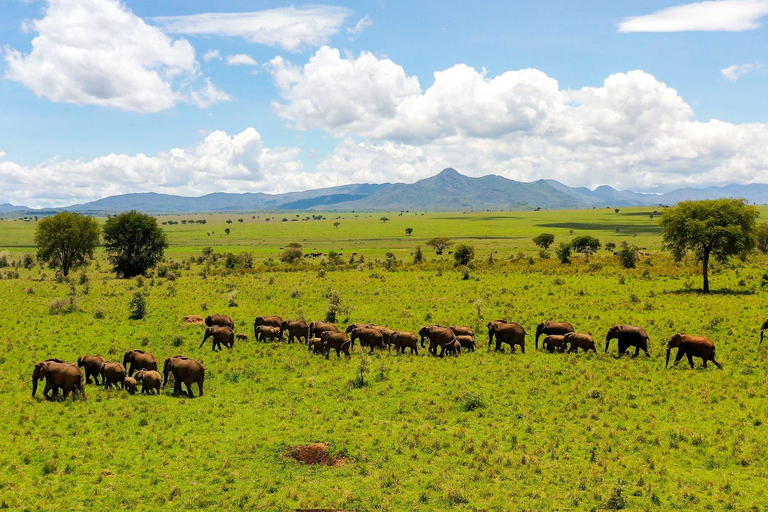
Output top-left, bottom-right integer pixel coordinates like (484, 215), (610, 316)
(1, 208), (767, 510)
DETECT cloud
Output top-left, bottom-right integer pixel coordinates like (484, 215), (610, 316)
(226, 54), (258, 66)
(0, 128), (335, 207)
(618, 0), (768, 32)
(272, 47), (768, 191)
(348, 15), (372, 34)
(153, 6), (351, 51)
(721, 62), (762, 80)
(3, 0), (228, 113)
(202, 49), (221, 62)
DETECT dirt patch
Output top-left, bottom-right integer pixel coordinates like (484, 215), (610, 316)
(286, 443), (348, 468)
(182, 315), (205, 325)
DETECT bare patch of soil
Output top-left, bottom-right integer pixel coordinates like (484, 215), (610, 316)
(286, 443), (348, 468)
(182, 315), (205, 325)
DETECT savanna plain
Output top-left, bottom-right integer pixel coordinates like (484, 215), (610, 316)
(1, 207), (767, 510)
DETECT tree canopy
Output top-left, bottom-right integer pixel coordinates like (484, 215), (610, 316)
(425, 237), (453, 255)
(102, 210), (168, 278)
(453, 244), (475, 266)
(660, 198), (759, 293)
(571, 235), (601, 253)
(35, 212), (100, 276)
(281, 243), (303, 264)
(532, 233), (555, 250)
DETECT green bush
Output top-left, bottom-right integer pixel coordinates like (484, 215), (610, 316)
(128, 292), (146, 320)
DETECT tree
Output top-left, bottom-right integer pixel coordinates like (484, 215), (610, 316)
(224, 228), (231, 235)
(532, 233), (555, 250)
(555, 242), (572, 264)
(333, 222), (340, 229)
(35, 212), (100, 277)
(615, 208), (620, 213)
(660, 198), (759, 293)
(425, 237), (453, 255)
(616, 242), (640, 269)
(380, 217), (390, 223)
(281, 243), (303, 264)
(102, 210), (168, 278)
(413, 246), (424, 264)
(453, 244), (475, 266)
(605, 242), (616, 252)
(571, 235), (601, 253)
(757, 223), (768, 254)
(405, 227), (413, 236)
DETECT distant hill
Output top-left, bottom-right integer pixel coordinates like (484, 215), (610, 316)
(3, 169), (768, 214)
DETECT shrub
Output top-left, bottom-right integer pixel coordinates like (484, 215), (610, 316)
(571, 235), (601, 253)
(539, 250), (551, 259)
(0, 251), (11, 268)
(757, 223), (768, 254)
(616, 242), (640, 269)
(460, 392), (486, 412)
(327, 250), (343, 266)
(413, 246), (424, 264)
(555, 243), (572, 264)
(128, 292), (146, 320)
(453, 244), (475, 266)
(228, 290), (238, 307)
(281, 243), (303, 264)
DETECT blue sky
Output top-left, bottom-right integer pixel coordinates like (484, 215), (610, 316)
(1, 0), (767, 206)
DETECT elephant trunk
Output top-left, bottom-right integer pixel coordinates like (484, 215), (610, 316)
(32, 376), (38, 397)
(665, 348), (671, 368)
(420, 337), (426, 349)
(604, 339), (611, 353)
(163, 368), (170, 387)
(199, 331), (209, 349)
(761, 329), (765, 345)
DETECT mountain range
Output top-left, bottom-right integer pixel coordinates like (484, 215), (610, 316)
(2, 168), (768, 214)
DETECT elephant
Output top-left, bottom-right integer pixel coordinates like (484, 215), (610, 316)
(77, 355), (105, 385)
(236, 333), (249, 342)
(419, 325), (457, 356)
(310, 321), (340, 339)
(350, 327), (388, 353)
(605, 325), (650, 357)
(535, 321), (575, 349)
(450, 326), (475, 339)
(163, 356), (205, 397)
(254, 315), (283, 339)
(388, 331), (419, 355)
(200, 326), (235, 351)
(761, 319), (768, 345)
(135, 369), (163, 394)
(123, 376), (137, 395)
(255, 325), (283, 342)
(443, 339), (462, 357)
(455, 335), (476, 352)
(345, 323), (385, 334)
(564, 332), (596, 353)
(666, 333), (723, 369)
(32, 359), (86, 400)
(205, 314), (234, 330)
(123, 350), (158, 377)
(542, 335), (566, 353)
(281, 319), (309, 344)
(308, 337), (325, 354)
(100, 362), (127, 389)
(488, 321), (526, 353)
(321, 331), (351, 358)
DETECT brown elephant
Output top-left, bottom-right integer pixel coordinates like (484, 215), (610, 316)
(77, 355), (105, 385)
(205, 314), (234, 330)
(135, 369), (163, 394)
(761, 318), (768, 345)
(254, 315), (283, 339)
(308, 337), (325, 354)
(450, 326), (475, 339)
(345, 323), (385, 334)
(321, 331), (351, 358)
(236, 333), (249, 342)
(200, 326), (235, 351)
(255, 325), (283, 342)
(456, 335), (476, 352)
(389, 331), (419, 355)
(488, 321), (526, 353)
(542, 335), (566, 353)
(419, 325), (457, 356)
(123, 376), (137, 395)
(100, 362), (127, 389)
(443, 339), (462, 357)
(350, 327), (387, 353)
(666, 333), (722, 369)
(163, 356), (205, 397)
(310, 321), (340, 339)
(535, 321), (575, 349)
(606, 325), (650, 357)
(281, 319), (309, 344)
(32, 359), (86, 400)
(123, 350), (158, 376)
(564, 332), (596, 353)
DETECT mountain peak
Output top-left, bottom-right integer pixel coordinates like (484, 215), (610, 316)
(437, 167), (461, 176)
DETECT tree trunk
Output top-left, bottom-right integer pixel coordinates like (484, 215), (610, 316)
(702, 248), (710, 294)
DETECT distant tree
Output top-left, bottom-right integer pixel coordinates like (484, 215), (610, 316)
(660, 198), (758, 293)
(224, 228), (231, 235)
(533, 233), (555, 250)
(35, 212), (100, 276)
(413, 246), (424, 264)
(102, 210), (168, 278)
(453, 244), (475, 266)
(616, 242), (640, 269)
(281, 243), (303, 264)
(380, 217), (389, 223)
(615, 209), (620, 213)
(238, 219), (243, 223)
(405, 227), (413, 236)
(226, 219), (232, 224)
(605, 242), (616, 252)
(571, 235), (602, 253)
(425, 237), (453, 255)
(757, 223), (768, 254)
(555, 242), (572, 264)
(334, 222), (341, 229)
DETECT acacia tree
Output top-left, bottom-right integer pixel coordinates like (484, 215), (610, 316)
(102, 210), (168, 278)
(532, 233), (555, 250)
(425, 237), (453, 255)
(35, 212), (100, 276)
(405, 228), (413, 236)
(660, 198), (759, 293)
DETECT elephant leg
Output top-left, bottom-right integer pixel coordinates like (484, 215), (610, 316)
(702, 358), (708, 369)
(62, 389), (70, 400)
(197, 381), (204, 396)
(686, 353), (695, 369)
(673, 350), (684, 366)
(711, 358), (723, 369)
(184, 382), (194, 398)
(520, 342), (525, 354)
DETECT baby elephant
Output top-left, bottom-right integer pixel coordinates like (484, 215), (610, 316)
(256, 325), (283, 342)
(442, 339), (462, 357)
(455, 335), (476, 352)
(135, 370), (163, 395)
(235, 333), (249, 342)
(123, 376), (137, 395)
(308, 337), (324, 355)
(666, 333), (722, 369)
(564, 333), (596, 353)
(542, 335), (566, 353)
(389, 331), (419, 355)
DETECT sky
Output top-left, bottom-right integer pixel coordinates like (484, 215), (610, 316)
(1, 0), (768, 207)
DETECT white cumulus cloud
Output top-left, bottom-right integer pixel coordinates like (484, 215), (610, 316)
(3, 0), (228, 113)
(202, 49), (221, 62)
(153, 6), (351, 52)
(618, 0), (768, 32)
(721, 62), (762, 80)
(226, 54), (258, 66)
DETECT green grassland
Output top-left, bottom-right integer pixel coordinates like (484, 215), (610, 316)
(1, 207), (767, 510)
